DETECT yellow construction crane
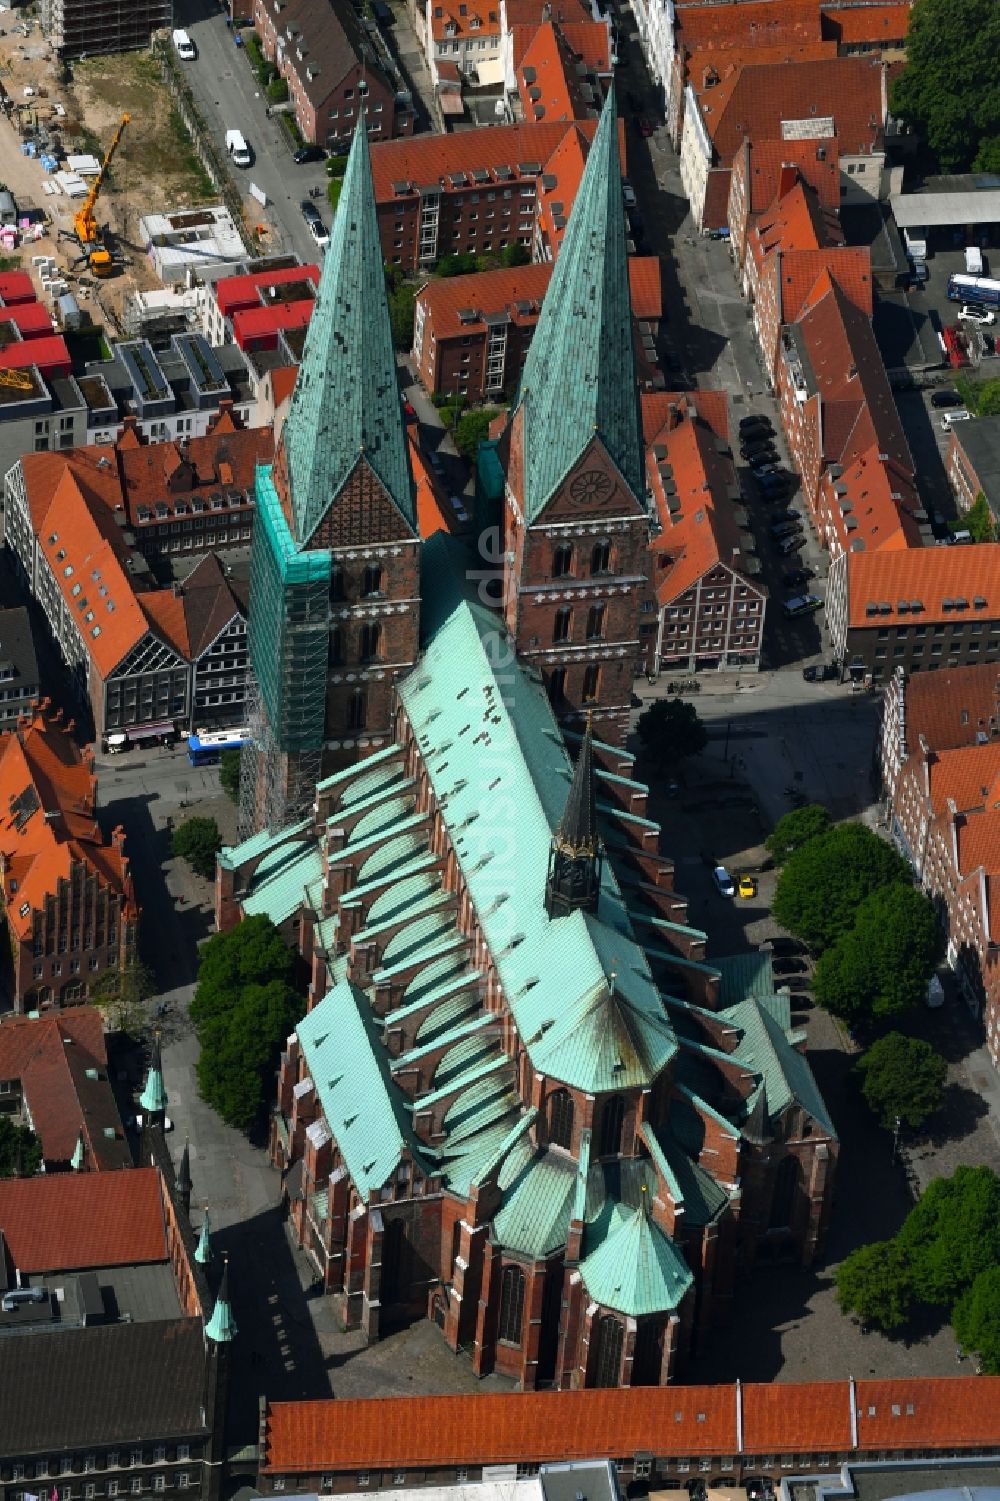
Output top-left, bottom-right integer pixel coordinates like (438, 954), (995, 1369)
(65, 112), (130, 277)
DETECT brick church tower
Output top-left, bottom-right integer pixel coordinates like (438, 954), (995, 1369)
(240, 122), (421, 836)
(497, 87), (652, 743)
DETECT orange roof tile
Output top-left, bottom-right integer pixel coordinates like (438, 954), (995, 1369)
(743, 138), (842, 216)
(902, 664), (1000, 752)
(560, 21), (611, 73)
(846, 544), (1000, 629)
(854, 1377), (1000, 1450)
(417, 255), (660, 340)
(371, 121), (597, 201)
(517, 20), (599, 123)
(694, 56), (886, 162)
(0, 1167), (167, 1271)
(920, 743), (1000, 816)
(264, 1386), (739, 1473)
(430, 0), (499, 42)
(957, 806), (1000, 880)
(821, 445), (921, 555)
(775, 248), (872, 323)
(504, 0), (589, 32)
(821, 3), (912, 45)
(409, 435), (455, 540)
(743, 1381), (853, 1454)
(675, 0), (823, 50)
(117, 422), (271, 527)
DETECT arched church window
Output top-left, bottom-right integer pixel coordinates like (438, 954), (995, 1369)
(548, 1087), (574, 1150)
(498, 1264), (526, 1344)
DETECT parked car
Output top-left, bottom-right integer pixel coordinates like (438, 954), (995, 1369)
(958, 304), (996, 326)
(622, 183), (637, 208)
(769, 519), (803, 538)
(784, 593), (823, 618)
(739, 414), (772, 434)
(293, 144), (326, 164)
(773, 956), (807, 976)
(772, 508), (801, 524)
(940, 409), (971, 431)
(637, 117), (655, 138)
(803, 662), (839, 682)
(762, 937), (801, 957)
(300, 199), (330, 248)
(783, 567), (813, 588)
(741, 438), (775, 458)
(931, 388), (963, 408)
(757, 471), (790, 493)
(737, 874), (757, 899)
(713, 865), (735, 897)
(777, 533), (805, 555)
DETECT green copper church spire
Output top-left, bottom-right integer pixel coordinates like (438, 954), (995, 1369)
(205, 1255), (237, 1344)
(195, 1206), (212, 1266)
(280, 120), (415, 545)
(139, 1032), (167, 1118)
(514, 86), (643, 520)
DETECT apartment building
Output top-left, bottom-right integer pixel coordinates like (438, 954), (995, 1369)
(878, 663), (1000, 802)
(644, 391), (766, 673)
(413, 256), (662, 399)
(200, 262), (320, 348)
(727, 137), (842, 278)
(252, 0), (413, 148)
(947, 416), (1000, 529)
(369, 118), (617, 271)
(0, 607), (40, 732)
(828, 545), (1000, 684)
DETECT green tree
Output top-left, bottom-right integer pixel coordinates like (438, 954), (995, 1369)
(190, 915), (303, 1130)
(500, 243), (531, 267)
(219, 748), (241, 803)
(388, 282), (416, 350)
(953, 1265), (1000, 1372)
(898, 1164), (1000, 1308)
(266, 76), (289, 103)
(0, 1116), (42, 1178)
(957, 377), (1000, 416)
(835, 1239), (915, 1332)
(889, 0), (1000, 173)
(960, 493), (997, 542)
(91, 958), (156, 1035)
(454, 408), (500, 460)
(171, 817), (222, 880)
(326, 154), (349, 178)
(765, 803), (832, 865)
(814, 883), (940, 1025)
(856, 1031), (947, 1129)
(636, 698), (708, 772)
(772, 823), (910, 953)
(327, 177), (343, 217)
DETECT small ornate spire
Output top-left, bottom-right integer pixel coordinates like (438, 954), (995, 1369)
(195, 1206), (212, 1267)
(70, 1130), (86, 1172)
(545, 717), (603, 919)
(139, 1031), (167, 1118)
(176, 1138), (193, 1217)
(205, 1254), (237, 1344)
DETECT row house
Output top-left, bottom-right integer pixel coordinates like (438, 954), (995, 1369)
(4, 449), (250, 744)
(512, 19), (610, 125)
(259, 1374), (1000, 1494)
(0, 706), (138, 1013)
(947, 416), (1000, 530)
(369, 118), (618, 272)
(728, 137), (842, 278)
(678, 55), (889, 232)
(877, 662), (1000, 804)
(412, 255), (662, 400)
(827, 544), (1000, 686)
(253, 0), (413, 149)
(890, 736), (1000, 1056)
(643, 391), (767, 673)
(0, 1007), (130, 1165)
(425, 0), (501, 85)
(201, 262), (320, 349)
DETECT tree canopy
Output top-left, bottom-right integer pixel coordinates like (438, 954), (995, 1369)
(957, 377), (1000, 417)
(91, 958), (156, 1036)
(771, 823), (910, 953)
(813, 883), (940, 1025)
(190, 915), (303, 1131)
(171, 816), (222, 880)
(636, 698), (707, 772)
(953, 1266), (1000, 1373)
(889, 0), (1000, 173)
(387, 281), (416, 351)
(765, 803), (831, 865)
(219, 748), (241, 804)
(454, 408), (500, 461)
(0, 1116), (42, 1178)
(837, 1166), (1000, 1340)
(855, 1031), (947, 1129)
(957, 494), (997, 543)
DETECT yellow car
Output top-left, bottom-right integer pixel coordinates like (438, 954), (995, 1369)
(737, 874), (757, 899)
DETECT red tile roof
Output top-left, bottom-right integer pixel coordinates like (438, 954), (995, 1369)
(410, 435), (455, 540)
(517, 20), (601, 123)
(0, 1167), (167, 1271)
(821, 3), (912, 45)
(418, 255), (661, 340)
(743, 1381), (853, 1454)
(116, 417), (271, 525)
(0, 302), (55, 339)
(430, 0), (500, 43)
(0, 270), (37, 305)
(922, 742), (1000, 815)
(213, 264), (320, 319)
(821, 445), (921, 555)
(695, 56), (886, 162)
(903, 664), (1000, 752)
(742, 138), (842, 216)
(0, 707), (136, 943)
(0, 1009), (130, 1170)
(777, 248), (872, 323)
(846, 544), (1000, 629)
(674, 0), (823, 51)
(369, 120), (600, 203)
(854, 1377), (1000, 1449)
(264, 1386), (739, 1472)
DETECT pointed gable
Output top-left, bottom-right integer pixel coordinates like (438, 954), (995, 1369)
(279, 123), (415, 545)
(514, 87), (644, 522)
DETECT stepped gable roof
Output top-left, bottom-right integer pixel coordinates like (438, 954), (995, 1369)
(513, 88), (643, 520)
(846, 545), (1000, 629)
(280, 123), (415, 544)
(902, 665), (1000, 752)
(0, 1167), (166, 1271)
(0, 1318), (208, 1453)
(368, 119), (597, 202)
(694, 55), (886, 162)
(0, 1009), (130, 1169)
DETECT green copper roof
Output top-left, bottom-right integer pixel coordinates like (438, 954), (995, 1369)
(139, 1036), (167, 1116)
(241, 834), (324, 926)
(493, 1148), (578, 1259)
(724, 997), (836, 1138)
(194, 1210), (212, 1267)
(715, 950), (777, 1008)
(513, 86), (643, 521)
(205, 1261), (236, 1344)
(280, 123), (414, 543)
(580, 1198), (692, 1317)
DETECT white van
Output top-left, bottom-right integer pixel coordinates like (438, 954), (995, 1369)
(965, 245), (984, 276)
(226, 129), (251, 167)
(940, 409), (971, 431)
(172, 28), (196, 58)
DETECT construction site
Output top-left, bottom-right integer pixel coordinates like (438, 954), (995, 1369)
(0, 19), (231, 330)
